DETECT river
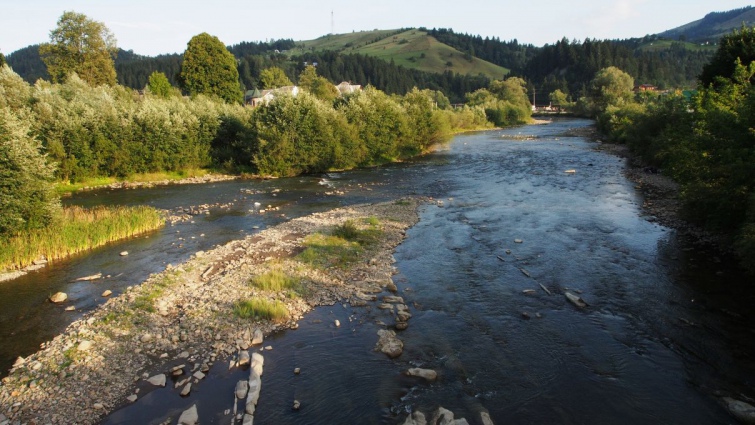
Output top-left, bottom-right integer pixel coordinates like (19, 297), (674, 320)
(2, 118), (753, 424)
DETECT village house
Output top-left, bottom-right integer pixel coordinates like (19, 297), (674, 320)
(246, 82), (362, 107)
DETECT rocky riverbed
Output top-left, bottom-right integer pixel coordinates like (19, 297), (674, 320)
(0, 197), (424, 424)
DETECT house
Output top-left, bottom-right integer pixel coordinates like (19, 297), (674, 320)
(247, 86), (300, 107)
(336, 81), (362, 95)
(634, 84), (657, 93)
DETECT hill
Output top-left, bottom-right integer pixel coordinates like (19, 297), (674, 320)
(290, 29), (510, 80)
(659, 6), (755, 43)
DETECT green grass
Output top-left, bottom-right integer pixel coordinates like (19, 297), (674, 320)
(297, 219), (383, 268)
(291, 29), (509, 80)
(0, 206), (164, 272)
(233, 298), (289, 322)
(132, 273), (176, 312)
(250, 267), (301, 292)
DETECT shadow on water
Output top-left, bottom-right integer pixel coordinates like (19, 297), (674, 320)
(3, 119), (754, 424)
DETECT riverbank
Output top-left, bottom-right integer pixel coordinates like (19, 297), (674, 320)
(0, 198), (423, 424)
(57, 173), (240, 195)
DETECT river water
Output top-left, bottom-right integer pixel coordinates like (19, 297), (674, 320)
(2, 119), (753, 424)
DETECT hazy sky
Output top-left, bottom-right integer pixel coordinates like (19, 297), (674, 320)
(1, 1), (752, 56)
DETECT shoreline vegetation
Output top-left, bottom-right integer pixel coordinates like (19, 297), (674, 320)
(0, 198), (424, 424)
(0, 206), (164, 276)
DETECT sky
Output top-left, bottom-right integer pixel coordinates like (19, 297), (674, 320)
(1, 0), (753, 56)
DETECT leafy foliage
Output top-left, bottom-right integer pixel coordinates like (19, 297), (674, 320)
(258, 67), (293, 89)
(593, 27), (755, 274)
(147, 71), (174, 98)
(700, 26), (755, 87)
(0, 103), (60, 237)
(180, 33), (242, 103)
(39, 11), (118, 86)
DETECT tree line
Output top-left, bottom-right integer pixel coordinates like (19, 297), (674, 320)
(575, 28), (755, 274)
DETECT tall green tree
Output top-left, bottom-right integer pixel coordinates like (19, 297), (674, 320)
(0, 107), (60, 236)
(258, 67), (293, 89)
(298, 65), (339, 102)
(700, 26), (755, 87)
(147, 71), (174, 98)
(39, 11), (117, 86)
(180, 33), (242, 103)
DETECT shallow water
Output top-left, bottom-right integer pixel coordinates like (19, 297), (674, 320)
(2, 119), (753, 424)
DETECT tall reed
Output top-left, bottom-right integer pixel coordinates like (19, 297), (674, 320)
(0, 206), (164, 272)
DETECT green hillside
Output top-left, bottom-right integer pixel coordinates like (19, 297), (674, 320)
(636, 39), (717, 53)
(291, 29), (509, 80)
(659, 6), (755, 42)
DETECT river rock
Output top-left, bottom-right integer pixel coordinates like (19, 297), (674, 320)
(236, 380), (248, 399)
(723, 397), (755, 424)
(251, 352), (264, 377)
(252, 328), (264, 345)
(383, 295), (404, 304)
(179, 382), (192, 396)
(140, 333), (153, 343)
(293, 400), (301, 410)
(126, 394), (137, 403)
(395, 321), (408, 330)
(242, 414), (254, 425)
(430, 407), (470, 425)
(77, 340), (93, 351)
(480, 411), (494, 425)
(193, 371), (205, 380)
(386, 281), (398, 292)
(238, 350), (250, 366)
(375, 329), (403, 358)
(146, 374), (166, 387)
(406, 368), (437, 381)
(514, 239), (523, 244)
(246, 371), (262, 412)
(120, 251), (129, 256)
(402, 411), (427, 425)
(334, 319), (341, 327)
(12, 356), (25, 368)
(49, 292), (68, 303)
(178, 404), (199, 425)
(101, 290), (112, 297)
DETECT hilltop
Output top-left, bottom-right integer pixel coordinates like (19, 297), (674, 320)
(659, 6), (755, 43)
(289, 28), (510, 80)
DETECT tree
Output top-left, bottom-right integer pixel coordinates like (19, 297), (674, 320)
(39, 11), (117, 86)
(549, 89), (569, 108)
(258, 67), (293, 89)
(298, 65), (339, 102)
(0, 107), (60, 236)
(0, 51), (5, 68)
(147, 71), (173, 98)
(589, 66), (634, 110)
(700, 26), (755, 87)
(180, 33), (242, 103)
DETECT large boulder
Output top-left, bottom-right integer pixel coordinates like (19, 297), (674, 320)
(375, 329), (403, 358)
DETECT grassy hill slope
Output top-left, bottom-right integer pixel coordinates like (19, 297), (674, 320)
(291, 29), (509, 80)
(659, 6), (755, 42)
